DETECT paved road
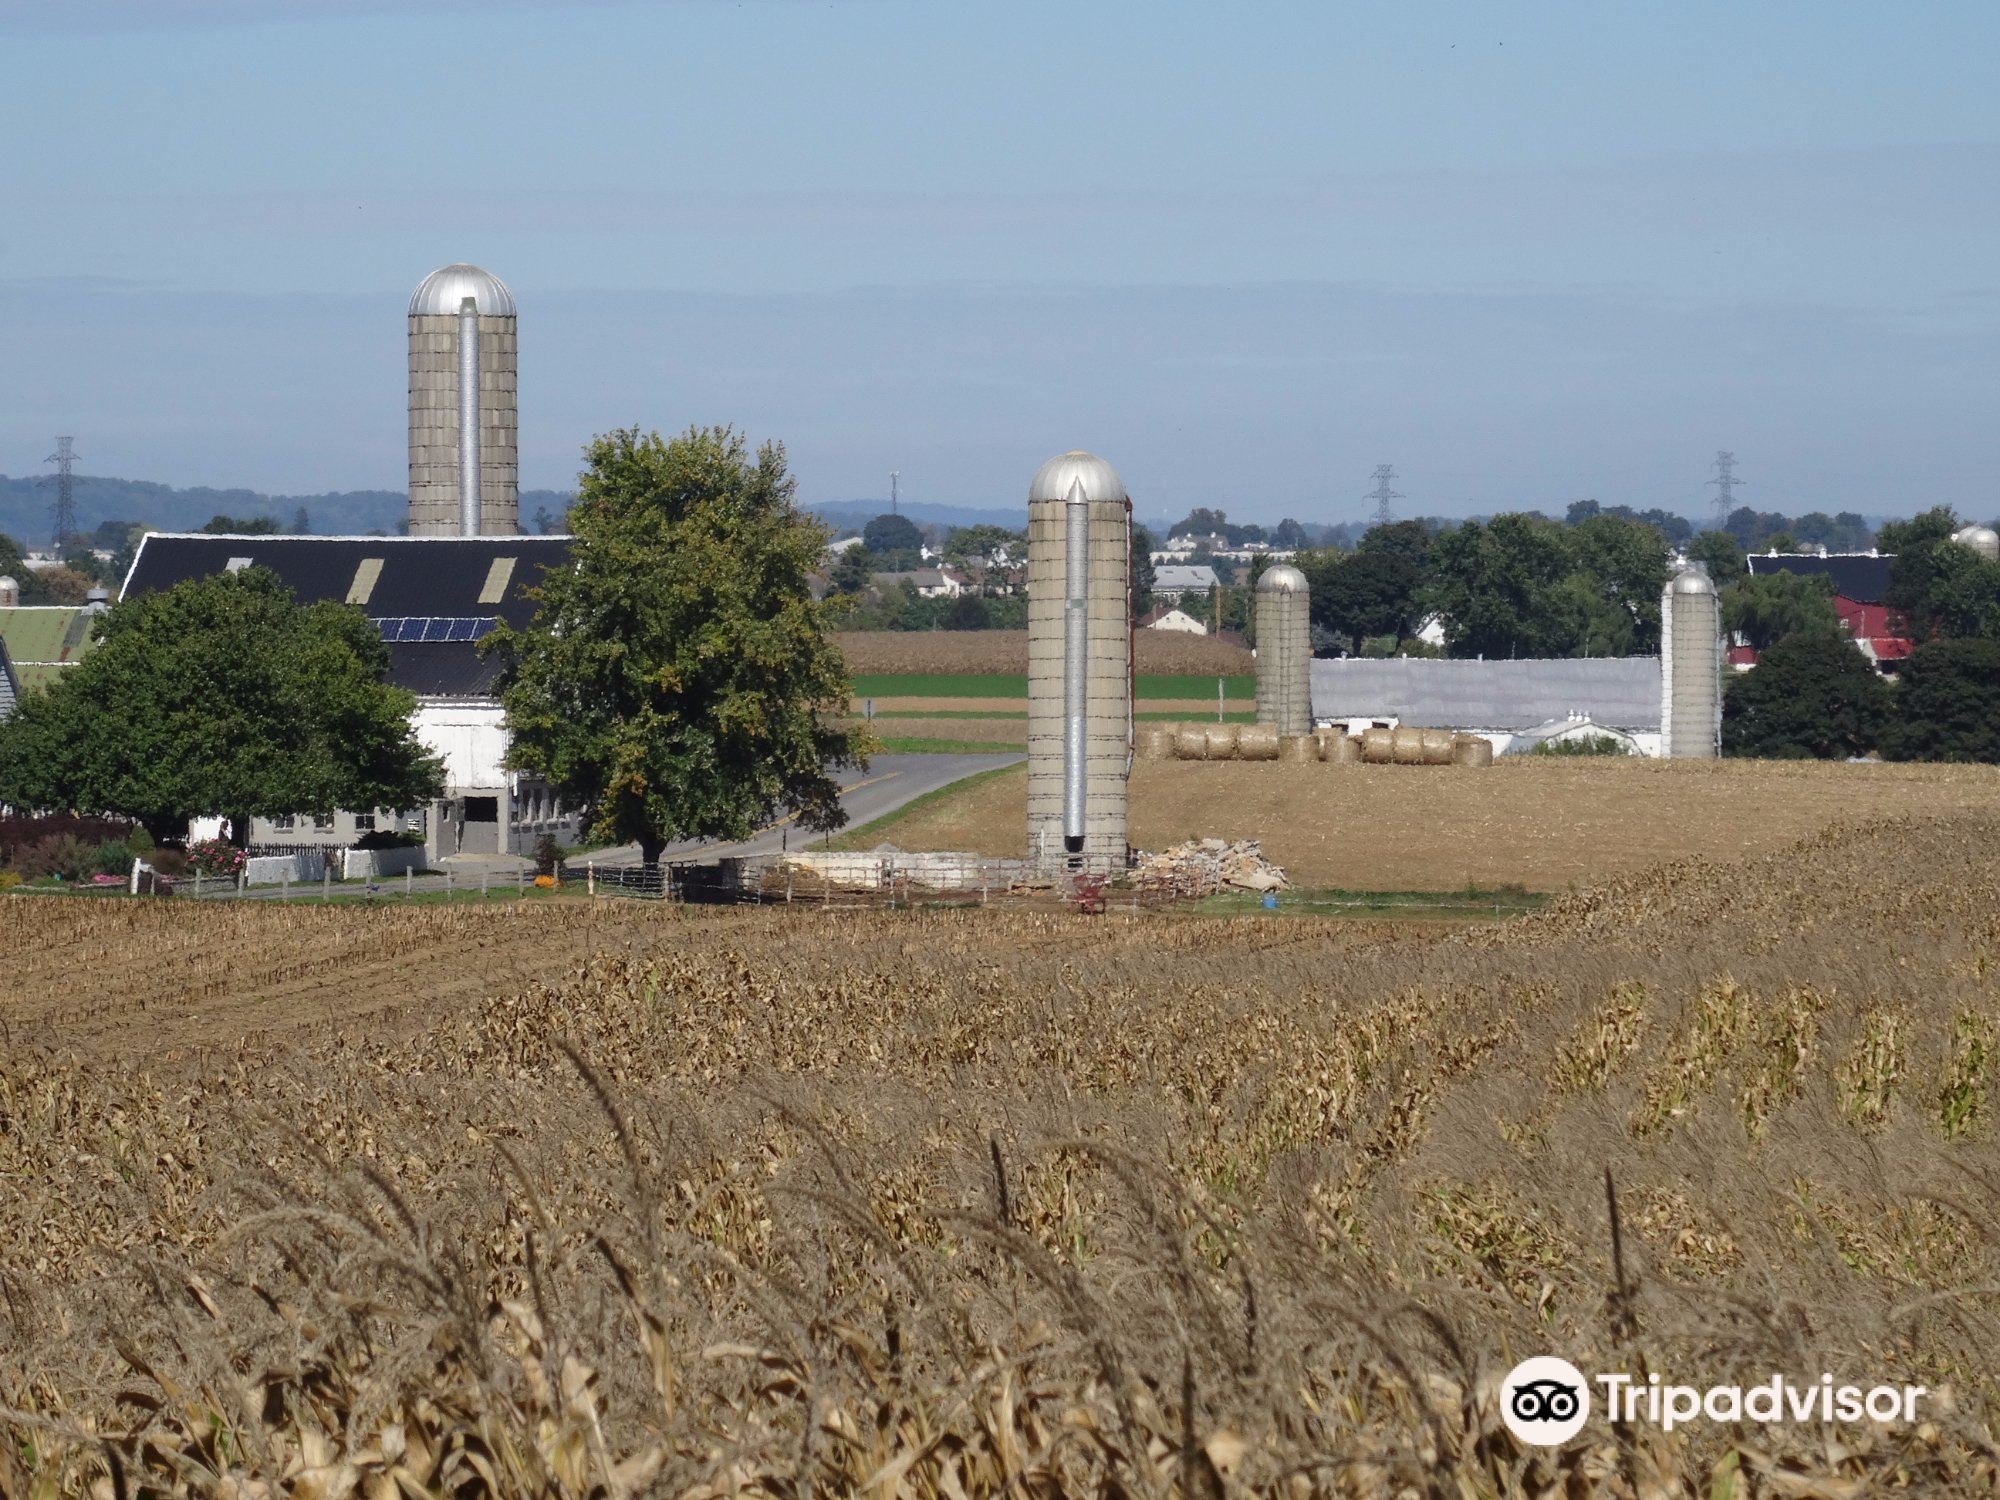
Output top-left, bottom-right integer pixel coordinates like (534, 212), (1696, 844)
(206, 752), (1022, 897)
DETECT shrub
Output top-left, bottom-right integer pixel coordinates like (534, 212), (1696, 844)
(0, 814), (136, 868)
(148, 848), (189, 878)
(1530, 734), (1631, 757)
(0, 870), (20, 892)
(18, 834), (95, 881)
(1723, 631), (1892, 759)
(92, 839), (134, 877)
(533, 833), (563, 876)
(126, 824), (155, 853)
(1881, 638), (2000, 763)
(187, 838), (246, 878)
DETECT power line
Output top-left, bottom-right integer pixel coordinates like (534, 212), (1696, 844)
(43, 436), (78, 554)
(1364, 464), (1403, 527)
(1707, 451), (1740, 531)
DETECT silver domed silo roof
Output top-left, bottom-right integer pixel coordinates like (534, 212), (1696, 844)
(1666, 565), (1717, 596)
(1256, 563), (1308, 594)
(408, 263), (517, 317)
(1952, 524), (2000, 560)
(1029, 450), (1127, 504)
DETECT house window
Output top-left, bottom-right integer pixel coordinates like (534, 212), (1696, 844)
(353, 813), (376, 832)
(272, 814), (296, 832)
(311, 813), (334, 830)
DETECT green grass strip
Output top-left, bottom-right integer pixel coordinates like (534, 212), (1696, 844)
(823, 762), (1026, 850)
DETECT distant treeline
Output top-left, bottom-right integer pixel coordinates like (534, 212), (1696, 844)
(0, 474), (578, 543)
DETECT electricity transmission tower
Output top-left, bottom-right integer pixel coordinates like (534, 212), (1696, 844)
(44, 436), (78, 554)
(1365, 464), (1403, 527)
(1707, 451), (1740, 531)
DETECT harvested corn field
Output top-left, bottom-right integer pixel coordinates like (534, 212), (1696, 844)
(835, 628), (1254, 676)
(862, 755), (2000, 891)
(4, 814), (2000, 1495)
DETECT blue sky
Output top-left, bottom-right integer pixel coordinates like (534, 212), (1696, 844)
(2, 0), (1997, 523)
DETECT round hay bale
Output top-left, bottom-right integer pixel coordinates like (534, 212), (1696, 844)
(1359, 726), (1394, 764)
(1236, 723), (1281, 760)
(1311, 726), (1336, 760)
(1420, 728), (1455, 765)
(1277, 733), (1317, 763)
(1391, 726), (1427, 765)
(1204, 723), (1242, 760)
(1173, 726), (1210, 761)
(1136, 725), (1177, 760)
(1452, 735), (1494, 768)
(1328, 732), (1362, 764)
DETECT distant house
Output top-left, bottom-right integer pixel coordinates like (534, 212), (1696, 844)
(873, 567), (967, 599)
(1151, 564), (1220, 602)
(122, 533), (581, 860)
(824, 535), (865, 554)
(1741, 552), (1910, 671)
(1310, 656), (1669, 757)
(1138, 604), (1207, 634)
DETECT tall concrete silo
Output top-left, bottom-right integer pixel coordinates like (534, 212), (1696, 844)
(1660, 566), (1721, 758)
(1952, 524), (2000, 561)
(1254, 563), (1311, 734)
(1027, 451), (1132, 871)
(407, 264), (518, 536)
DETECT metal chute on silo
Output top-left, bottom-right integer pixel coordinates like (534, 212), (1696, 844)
(1025, 451), (1133, 873)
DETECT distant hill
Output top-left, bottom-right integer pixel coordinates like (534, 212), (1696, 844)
(0, 474), (577, 543)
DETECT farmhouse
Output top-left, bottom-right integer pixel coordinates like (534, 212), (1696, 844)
(1137, 603), (1207, 634)
(1309, 656), (1669, 757)
(121, 533), (579, 860)
(1740, 552), (1910, 670)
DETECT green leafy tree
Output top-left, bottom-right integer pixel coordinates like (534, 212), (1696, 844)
(1722, 632), (1890, 759)
(1129, 523), (1158, 614)
(941, 524), (1021, 564)
(200, 514), (283, 535)
(1685, 530), (1746, 586)
(1881, 638), (2000, 762)
(1878, 507), (1962, 642)
(1720, 570), (1842, 650)
(1357, 519), (1434, 571)
(1562, 514), (1670, 653)
(1419, 515), (1577, 658)
(487, 426), (867, 870)
(1305, 549), (1422, 651)
(827, 545), (873, 596)
(0, 569), (441, 844)
(862, 513), (923, 555)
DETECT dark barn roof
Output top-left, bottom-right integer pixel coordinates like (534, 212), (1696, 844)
(121, 534), (573, 698)
(1746, 552), (1892, 605)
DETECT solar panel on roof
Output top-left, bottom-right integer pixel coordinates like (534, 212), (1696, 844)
(370, 616), (500, 643)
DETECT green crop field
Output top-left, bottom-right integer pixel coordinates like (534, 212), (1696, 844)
(850, 672), (1254, 700)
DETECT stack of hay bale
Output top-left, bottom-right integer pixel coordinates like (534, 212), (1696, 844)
(1135, 723), (1492, 767)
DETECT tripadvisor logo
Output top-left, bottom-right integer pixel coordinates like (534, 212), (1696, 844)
(1501, 1357), (1928, 1446)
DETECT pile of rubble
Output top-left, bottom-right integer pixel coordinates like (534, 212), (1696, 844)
(1131, 838), (1290, 898)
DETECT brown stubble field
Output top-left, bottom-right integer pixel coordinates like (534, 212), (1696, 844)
(867, 755), (2000, 890)
(4, 797), (2000, 1493)
(835, 628), (1256, 675)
